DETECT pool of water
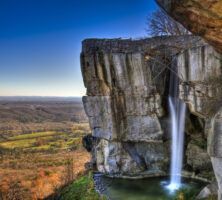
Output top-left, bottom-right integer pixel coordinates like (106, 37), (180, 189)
(98, 176), (205, 200)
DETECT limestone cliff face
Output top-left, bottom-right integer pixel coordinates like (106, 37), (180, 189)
(177, 45), (222, 191)
(176, 45), (222, 198)
(155, 0), (222, 54)
(80, 36), (216, 177)
(178, 45), (222, 117)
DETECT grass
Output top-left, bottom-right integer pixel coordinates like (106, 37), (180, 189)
(52, 172), (106, 200)
(0, 126), (85, 151)
(170, 186), (198, 200)
(171, 186), (218, 200)
(1, 138), (38, 149)
(8, 131), (62, 140)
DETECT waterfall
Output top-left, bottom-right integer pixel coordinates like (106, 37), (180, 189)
(167, 59), (186, 191)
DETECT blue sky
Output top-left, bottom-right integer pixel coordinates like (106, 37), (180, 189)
(0, 0), (158, 97)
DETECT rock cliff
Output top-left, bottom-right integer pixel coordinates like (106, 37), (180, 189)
(81, 35), (219, 178)
(177, 45), (222, 199)
(154, 0), (222, 54)
(81, 35), (222, 198)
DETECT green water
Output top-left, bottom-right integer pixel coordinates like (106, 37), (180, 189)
(100, 176), (205, 200)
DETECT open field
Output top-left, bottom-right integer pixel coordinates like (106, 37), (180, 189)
(0, 123), (89, 151)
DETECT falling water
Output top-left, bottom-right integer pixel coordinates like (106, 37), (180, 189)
(167, 59), (186, 191)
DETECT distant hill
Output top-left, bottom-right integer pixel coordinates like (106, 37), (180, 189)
(0, 99), (88, 135)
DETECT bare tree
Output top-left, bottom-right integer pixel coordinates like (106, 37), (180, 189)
(146, 9), (190, 36)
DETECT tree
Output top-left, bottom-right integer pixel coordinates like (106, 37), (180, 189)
(146, 9), (190, 37)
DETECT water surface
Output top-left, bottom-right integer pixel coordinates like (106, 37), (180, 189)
(99, 176), (205, 200)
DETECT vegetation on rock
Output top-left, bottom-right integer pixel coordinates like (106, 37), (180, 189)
(51, 172), (106, 200)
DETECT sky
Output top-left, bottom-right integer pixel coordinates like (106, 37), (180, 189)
(0, 0), (158, 97)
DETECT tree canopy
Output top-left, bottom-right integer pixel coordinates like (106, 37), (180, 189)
(146, 9), (190, 37)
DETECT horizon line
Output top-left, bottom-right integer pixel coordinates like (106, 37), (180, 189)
(0, 95), (82, 98)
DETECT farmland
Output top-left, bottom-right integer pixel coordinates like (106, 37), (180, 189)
(0, 98), (91, 199)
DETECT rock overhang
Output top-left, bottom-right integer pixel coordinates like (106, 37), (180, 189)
(154, 0), (222, 55)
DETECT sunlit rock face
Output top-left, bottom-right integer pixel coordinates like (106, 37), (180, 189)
(81, 36), (209, 177)
(155, 0), (222, 54)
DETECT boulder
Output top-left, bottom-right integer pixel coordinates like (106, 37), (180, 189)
(197, 182), (218, 199)
(186, 141), (212, 171)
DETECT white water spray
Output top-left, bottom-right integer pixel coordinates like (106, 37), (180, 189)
(167, 61), (186, 191)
